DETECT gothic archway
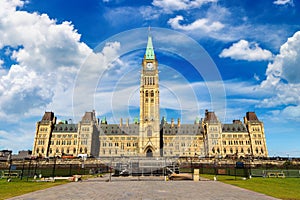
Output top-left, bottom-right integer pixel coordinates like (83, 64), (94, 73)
(146, 148), (153, 157)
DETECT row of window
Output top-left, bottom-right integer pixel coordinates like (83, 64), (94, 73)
(54, 126), (77, 131)
(37, 140), (45, 145)
(101, 137), (138, 141)
(164, 130), (200, 134)
(164, 143), (199, 147)
(209, 127), (218, 132)
(145, 98), (155, 103)
(144, 77), (156, 86)
(82, 127), (90, 132)
(252, 127), (261, 132)
(253, 134), (262, 138)
(48, 147), (88, 155)
(101, 149), (138, 155)
(164, 137), (202, 141)
(224, 140), (251, 145)
(225, 134), (246, 138)
(144, 90), (156, 97)
(103, 130), (137, 134)
(255, 140), (262, 145)
(209, 134), (219, 139)
(102, 142), (138, 148)
(211, 147), (265, 155)
(39, 127), (48, 132)
(50, 140), (77, 146)
(52, 134), (77, 139)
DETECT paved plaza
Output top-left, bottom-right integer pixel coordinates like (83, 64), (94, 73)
(9, 176), (279, 200)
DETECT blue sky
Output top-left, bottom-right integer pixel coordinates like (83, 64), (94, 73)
(0, 0), (300, 157)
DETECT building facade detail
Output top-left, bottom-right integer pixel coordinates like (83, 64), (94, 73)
(32, 34), (268, 159)
(139, 34), (160, 157)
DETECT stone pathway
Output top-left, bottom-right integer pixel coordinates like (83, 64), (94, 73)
(9, 176), (279, 200)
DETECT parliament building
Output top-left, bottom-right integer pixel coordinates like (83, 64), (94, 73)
(32, 34), (268, 159)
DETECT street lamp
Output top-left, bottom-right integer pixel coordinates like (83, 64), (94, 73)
(52, 157), (57, 178)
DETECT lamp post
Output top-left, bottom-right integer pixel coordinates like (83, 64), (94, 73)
(27, 158), (32, 182)
(248, 156), (252, 179)
(109, 158), (112, 182)
(7, 154), (12, 181)
(20, 158), (25, 180)
(52, 157), (56, 178)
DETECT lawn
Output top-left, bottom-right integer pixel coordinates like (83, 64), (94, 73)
(201, 174), (300, 200)
(0, 178), (67, 200)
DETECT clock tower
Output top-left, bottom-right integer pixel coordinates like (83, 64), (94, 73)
(139, 33), (161, 157)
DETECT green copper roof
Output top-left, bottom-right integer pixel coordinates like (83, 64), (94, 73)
(134, 117), (139, 124)
(145, 35), (155, 60)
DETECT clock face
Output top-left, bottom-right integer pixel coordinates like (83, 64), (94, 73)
(146, 62), (153, 69)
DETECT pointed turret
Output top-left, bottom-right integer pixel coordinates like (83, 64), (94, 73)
(145, 32), (155, 60)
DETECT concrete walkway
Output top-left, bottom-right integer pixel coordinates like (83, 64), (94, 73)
(9, 176), (279, 200)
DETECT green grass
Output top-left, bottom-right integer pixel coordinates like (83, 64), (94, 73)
(201, 174), (300, 200)
(0, 178), (68, 200)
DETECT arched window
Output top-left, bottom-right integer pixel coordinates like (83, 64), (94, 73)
(36, 148), (39, 154)
(230, 148), (233, 154)
(151, 90), (154, 97)
(212, 147), (215, 153)
(261, 148), (264, 154)
(73, 148), (76, 153)
(247, 148), (251, 154)
(80, 147), (83, 153)
(41, 148), (44, 154)
(145, 90), (148, 97)
(223, 148), (226, 153)
(255, 147), (259, 154)
(147, 129), (152, 137)
(217, 148), (220, 153)
(84, 148), (87, 153)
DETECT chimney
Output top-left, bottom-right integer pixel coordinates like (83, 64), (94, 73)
(205, 109), (208, 117)
(171, 118), (174, 127)
(177, 118), (181, 127)
(126, 118), (129, 127)
(120, 118), (123, 127)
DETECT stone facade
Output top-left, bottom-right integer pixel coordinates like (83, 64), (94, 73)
(32, 111), (99, 158)
(32, 34), (268, 159)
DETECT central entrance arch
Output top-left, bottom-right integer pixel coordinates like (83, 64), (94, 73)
(146, 149), (153, 157)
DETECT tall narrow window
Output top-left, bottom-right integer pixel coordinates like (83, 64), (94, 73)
(145, 90), (148, 97)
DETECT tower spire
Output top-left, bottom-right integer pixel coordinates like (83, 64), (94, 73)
(145, 28), (155, 60)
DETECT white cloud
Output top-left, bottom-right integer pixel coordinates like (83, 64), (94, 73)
(273, 0), (293, 5)
(152, 0), (217, 12)
(266, 31), (300, 84)
(281, 105), (300, 120)
(168, 15), (224, 32)
(0, 0), (93, 121)
(258, 31), (300, 117)
(219, 40), (273, 61)
(0, 129), (34, 152)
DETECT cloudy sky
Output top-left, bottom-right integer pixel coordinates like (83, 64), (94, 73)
(0, 0), (299, 157)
